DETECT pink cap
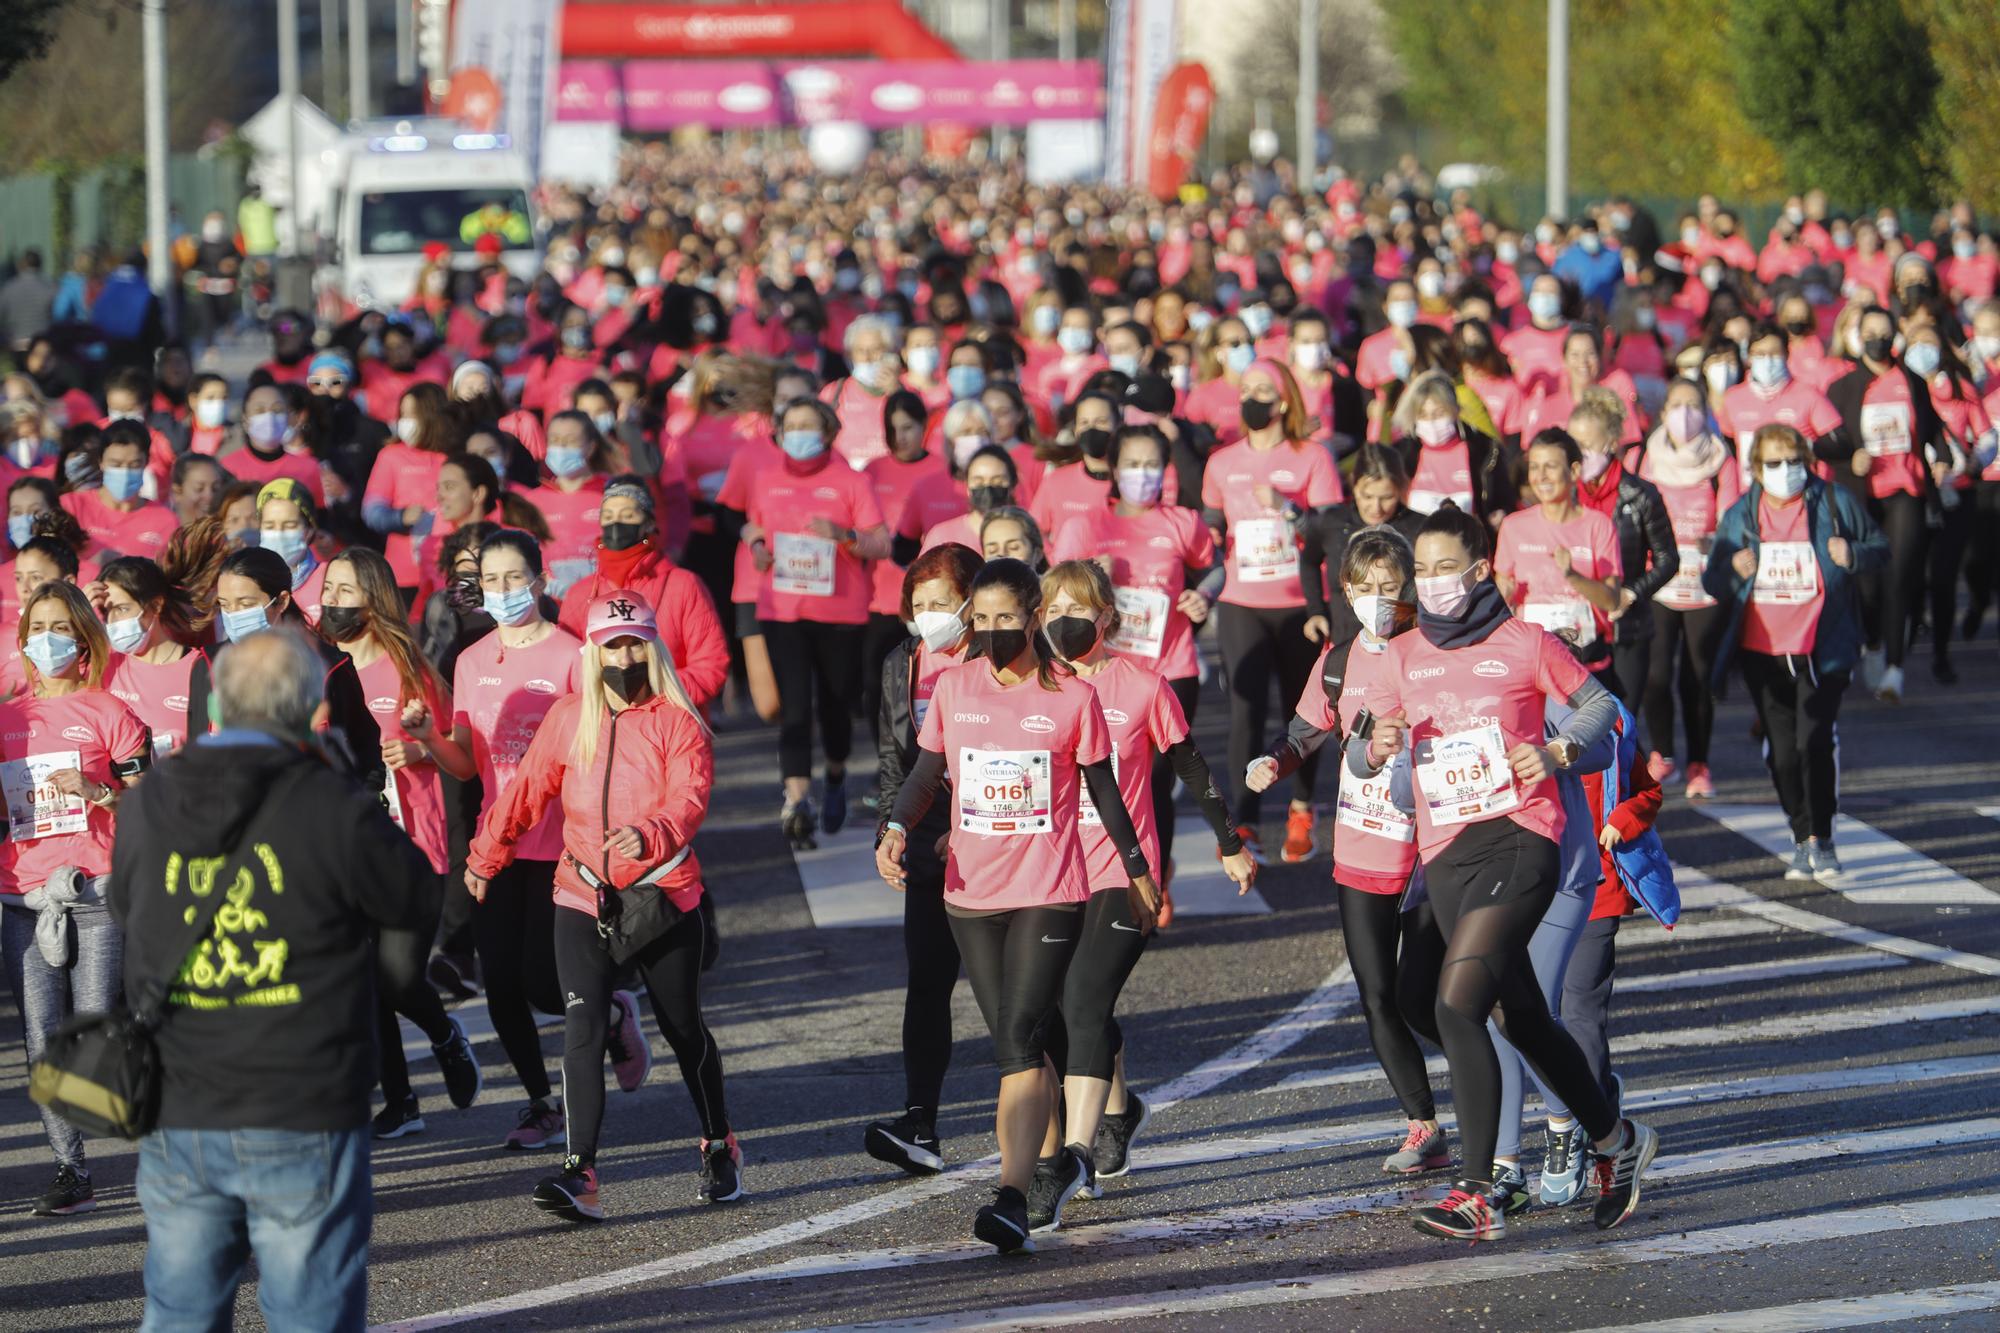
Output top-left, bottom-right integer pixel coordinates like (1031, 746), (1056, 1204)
(585, 590), (658, 645)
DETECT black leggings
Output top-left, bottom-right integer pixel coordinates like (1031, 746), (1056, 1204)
(861, 612), (910, 744)
(1150, 676), (1201, 862)
(474, 858), (562, 1103)
(899, 834), (960, 1115)
(760, 618), (866, 780)
(1339, 883), (1444, 1123)
(376, 874), (453, 1105)
(1644, 601), (1728, 765)
(1048, 888), (1150, 1081)
(435, 769), (480, 960)
(1965, 480), (2000, 633)
(1218, 601), (1320, 824)
(1560, 914), (1621, 1110)
(1927, 497), (1973, 660)
(949, 904), (1082, 1078)
(1610, 633), (1650, 722)
(1425, 819), (1616, 1185)
(553, 898), (729, 1162)
(1740, 651), (1848, 843)
(1859, 491), (1928, 665)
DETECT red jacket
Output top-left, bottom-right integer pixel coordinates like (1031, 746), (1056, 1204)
(556, 543), (730, 707)
(468, 692), (711, 918)
(1580, 741), (1663, 920)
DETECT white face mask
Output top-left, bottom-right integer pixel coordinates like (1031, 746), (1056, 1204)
(1291, 341), (1329, 371)
(907, 607), (965, 652)
(194, 398), (227, 429)
(1761, 459), (1807, 499)
(1415, 567), (1477, 618)
(396, 416), (422, 446)
(1348, 593), (1406, 639)
(1414, 416), (1457, 447)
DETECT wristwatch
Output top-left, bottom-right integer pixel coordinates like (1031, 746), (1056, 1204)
(1547, 737), (1581, 769)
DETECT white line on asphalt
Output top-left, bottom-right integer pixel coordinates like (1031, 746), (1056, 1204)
(1622, 915), (1782, 944)
(794, 1191), (2000, 1330)
(1677, 864), (2000, 977)
(793, 826), (904, 928)
(1613, 947), (1903, 993)
(1568, 1280), (2000, 1333)
(372, 962), (1357, 1330)
(1692, 803), (2000, 906)
(1163, 827), (1272, 915)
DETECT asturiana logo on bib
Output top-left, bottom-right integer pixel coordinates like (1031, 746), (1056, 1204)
(1020, 714), (1057, 734)
(1473, 659), (1508, 678)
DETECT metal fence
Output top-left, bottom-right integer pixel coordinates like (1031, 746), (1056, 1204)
(0, 150), (246, 267)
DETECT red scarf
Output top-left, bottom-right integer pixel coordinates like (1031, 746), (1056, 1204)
(1578, 460), (1623, 518)
(595, 536), (655, 587)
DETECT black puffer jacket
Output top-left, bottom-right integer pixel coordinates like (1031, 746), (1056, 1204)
(1590, 469), (1680, 644)
(875, 637), (952, 875)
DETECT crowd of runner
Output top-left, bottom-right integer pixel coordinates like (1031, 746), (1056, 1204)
(0, 140), (1987, 1249)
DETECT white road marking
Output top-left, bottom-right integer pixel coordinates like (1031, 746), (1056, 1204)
(373, 962), (1356, 1330)
(1677, 864), (2000, 977)
(1164, 827), (1272, 915)
(795, 1192), (2000, 1330)
(794, 826), (904, 928)
(1693, 803), (2000, 906)
(1569, 1280), (2000, 1333)
(1614, 948), (1903, 992)
(1623, 915), (1782, 944)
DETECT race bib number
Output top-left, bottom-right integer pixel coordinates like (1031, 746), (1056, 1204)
(1415, 724), (1520, 828)
(1860, 402), (1913, 458)
(772, 532), (837, 597)
(1407, 488), (1474, 515)
(547, 556), (595, 597)
(1077, 746), (1121, 828)
(151, 731), (179, 759)
(1656, 544), (1714, 609)
(958, 748), (1052, 835)
(1233, 517), (1295, 583)
(1753, 541), (1820, 604)
(2, 750), (88, 841)
(1336, 761), (1416, 843)
(1107, 586), (1170, 659)
(1522, 597), (1598, 648)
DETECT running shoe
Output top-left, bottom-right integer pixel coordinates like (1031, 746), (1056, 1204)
(32, 1165), (94, 1217)
(1490, 1162), (1533, 1216)
(864, 1110), (943, 1175)
(1383, 1121), (1451, 1175)
(432, 1014), (484, 1109)
(1859, 645), (1886, 692)
(1230, 824), (1266, 867)
(1593, 1118), (1660, 1230)
(821, 772), (848, 834)
(1875, 663), (1904, 703)
(782, 797), (817, 850)
(1934, 654), (1959, 685)
(1783, 841), (1813, 881)
(606, 990), (652, 1093)
(1069, 1142), (1102, 1200)
(372, 1096), (425, 1140)
(698, 1133), (745, 1203)
(1412, 1180), (1505, 1241)
(1025, 1147), (1087, 1233)
(504, 1099), (566, 1150)
(532, 1155), (603, 1222)
(1093, 1092), (1150, 1179)
(1682, 762), (1714, 800)
(1279, 806), (1317, 863)
(426, 951), (482, 1001)
(1808, 839), (1844, 887)
(1538, 1120), (1590, 1206)
(974, 1186), (1035, 1255)
(1647, 750), (1676, 785)
(1610, 1071), (1625, 1120)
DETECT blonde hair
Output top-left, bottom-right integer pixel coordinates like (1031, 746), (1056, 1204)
(571, 635), (711, 768)
(1569, 384), (1627, 444)
(1041, 558), (1119, 641)
(1388, 370), (1458, 439)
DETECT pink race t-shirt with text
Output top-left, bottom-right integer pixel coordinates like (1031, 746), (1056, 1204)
(0, 688), (150, 893)
(1201, 439), (1343, 609)
(1739, 496), (1824, 657)
(452, 625), (581, 863)
(745, 457), (885, 625)
(355, 654), (451, 874)
(105, 650), (200, 758)
(1075, 658), (1187, 891)
(1050, 504), (1214, 681)
(1494, 505), (1623, 653)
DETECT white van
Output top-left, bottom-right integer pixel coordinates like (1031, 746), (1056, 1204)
(320, 120), (543, 313)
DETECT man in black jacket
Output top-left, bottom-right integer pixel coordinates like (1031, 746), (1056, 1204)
(110, 628), (434, 1331)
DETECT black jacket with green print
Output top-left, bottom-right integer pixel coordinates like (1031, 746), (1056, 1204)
(109, 733), (434, 1132)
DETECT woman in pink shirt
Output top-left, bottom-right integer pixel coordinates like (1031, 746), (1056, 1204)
(821, 316), (903, 471)
(875, 558), (1158, 1252)
(1515, 326), (1649, 449)
(864, 392), (953, 739)
(1716, 320), (1843, 481)
(1183, 317), (1256, 445)
(254, 479), (329, 627)
(1200, 360), (1343, 865)
(1911, 328), (1989, 684)
(99, 556), (203, 759)
(741, 397), (891, 846)
(63, 423), (175, 561)
(319, 547), (484, 1140)
(224, 383), (324, 505)
(0, 581), (150, 1216)
(534, 409), (620, 598)
(1494, 431), (1625, 674)
(362, 382), (458, 597)
(1357, 506), (1656, 1243)
(920, 447), (1016, 554)
(981, 380), (1045, 506)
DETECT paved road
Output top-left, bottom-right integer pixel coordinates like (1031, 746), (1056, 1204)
(3, 629), (1999, 1331)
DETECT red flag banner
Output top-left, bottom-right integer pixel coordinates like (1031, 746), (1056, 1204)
(1146, 62), (1213, 201)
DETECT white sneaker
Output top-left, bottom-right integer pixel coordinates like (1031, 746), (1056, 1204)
(1875, 664), (1904, 703)
(1859, 646), (1886, 692)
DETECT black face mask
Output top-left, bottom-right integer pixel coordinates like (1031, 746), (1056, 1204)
(1044, 615), (1099, 659)
(1862, 336), (1895, 364)
(971, 628), (1030, 665)
(318, 605), (369, 642)
(601, 521), (646, 551)
(1077, 428), (1113, 460)
(600, 662), (649, 700)
(1784, 317), (1815, 337)
(969, 484), (1011, 514)
(1241, 398), (1277, 431)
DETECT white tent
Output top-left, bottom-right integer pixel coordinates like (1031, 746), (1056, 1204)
(239, 93), (343, 250)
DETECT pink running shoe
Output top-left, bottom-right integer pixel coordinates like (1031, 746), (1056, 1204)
(1683, 762), (1715, 800)
(606, 990), (652, 1093)
(504, 1099), (566, 1151)
(1647, 751), (1676, 785)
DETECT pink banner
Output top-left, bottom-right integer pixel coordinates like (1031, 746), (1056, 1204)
(554, 60), (1103, 128)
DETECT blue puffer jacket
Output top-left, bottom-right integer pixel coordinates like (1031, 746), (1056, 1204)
(1701, 476), (1888, 684)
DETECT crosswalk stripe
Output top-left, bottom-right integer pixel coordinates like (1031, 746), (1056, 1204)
(747, 1129), (2000, 1304)
(1567, 1281), (2000, 1333)
(1691, 803), (2000, 906)
(1624, 915), (1781, 944)
(1163, 827), (1272, 915)
(1613, 947), (1902, 992)
(1677, 864), (2000, 977)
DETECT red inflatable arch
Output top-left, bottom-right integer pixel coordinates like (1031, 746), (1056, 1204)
(559, 2), (960, 62)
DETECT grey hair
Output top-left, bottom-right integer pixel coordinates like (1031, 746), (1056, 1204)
(213, 627), (325, 735)
(844, 313), (903, 356)
(1388, 370), (1459, 439)
(941, 398), (995, 440)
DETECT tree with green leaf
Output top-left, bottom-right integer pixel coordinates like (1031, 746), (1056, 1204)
(1729, 0), (1943, 205)
(0, 0), (67, 86)
(1907, 0), (2000, 213)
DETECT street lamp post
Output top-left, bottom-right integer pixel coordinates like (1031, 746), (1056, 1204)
(1296, 0), (1319, 187)
(142, 0), (172, 311)
(1547, 0), (1569, 220)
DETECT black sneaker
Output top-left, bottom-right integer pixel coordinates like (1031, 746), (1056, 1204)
(1025, 1147), (1087, 1234)
(372, 1096), (425, 1140)
(32, 1164), (94, 1217)
(1593, 1118), (1660, 1230)
(864, 1111), (943, 1175)
(821, 772), (848, 834)
(432, 1014), (485, 1110)
(426, 951), (481, 1001)
(1068, 1142), (1100, 1200)
(1092, 1092), (1150, 1179)
(532, 1154), (603, 1222)
(782, 798), (817, 850)
(973, 1186), (1035, 1255)
(699, 1134), (745, 1203)
(1413, 1179), (1505, 1242)
(1489, 1162), (1533, 1216)
(1934, 655), (1959, 684)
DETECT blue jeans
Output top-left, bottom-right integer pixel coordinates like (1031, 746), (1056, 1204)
(1, 894), (122, 1169)
(1489, 880), (1593, 1160)
(136, 1126), (371, 1333)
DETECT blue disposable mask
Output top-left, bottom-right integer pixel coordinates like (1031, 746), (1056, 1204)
(1241, 305), (1274, 338)
(106, 613), (148, 654)
(1528, 291), (1562, 323)
(781, 430), (827, 461)
(23, 630), (79, 677)
(545, 444), (589, 479)
(102, 465), (145, 502)
(220, 600), (275, 642)
(260, 526), (310, 567)
(946, 365), (987, 401)
(1904, 343), (1941, 378)
(483, 585), (538, 626)
(1224, 343), (1256, 377)
(1057, 327), (1094, 356)
(7, 513), (34, 548)
(906, 345), (941, 378)
(1109, 353), (1140, 378)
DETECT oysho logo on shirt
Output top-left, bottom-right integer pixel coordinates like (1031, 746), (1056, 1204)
(953, 711), (991, 724)
(61, 725), (94, 743)
(478, 676), (505, 688)
(1409, 666), (1447, 680)
(1020, 714), (1057, 734)
(1473, 659), (1509, 678)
